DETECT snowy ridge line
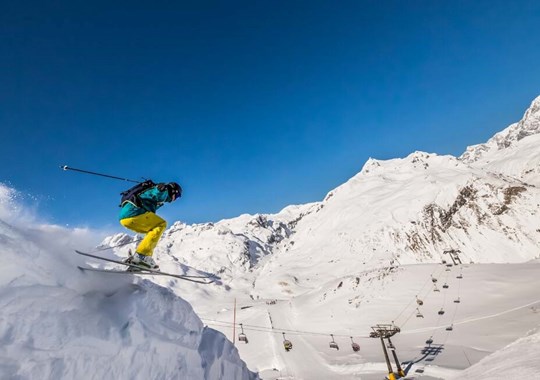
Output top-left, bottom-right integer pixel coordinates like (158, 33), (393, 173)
(401, 298), (540, 334)
(95, 237), (143, 251)
(200, 318), (372, 339)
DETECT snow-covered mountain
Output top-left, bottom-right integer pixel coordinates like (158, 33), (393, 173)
(105, 97), (540, 291)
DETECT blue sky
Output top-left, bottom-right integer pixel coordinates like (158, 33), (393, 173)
(2, 1), (540, 230)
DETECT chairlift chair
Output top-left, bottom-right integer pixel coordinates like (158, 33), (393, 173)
(350, 337), (360, 352)
(454, 297), (461, 303)
(425, 337), (433, 345)
(446, 325), (453, 331)
(282, 333), (293, 352)
(238, 324), (248, 344)
(416, 296), (424, 306)
(329, 334), (339, 350)
(416, 308), (424, 318)
(443, 284), (449, 289)
(431, 277), (438, 283)
(438, 308), (445, 315)
(433, 286), (440, 292)
(457, 274), (463, 279)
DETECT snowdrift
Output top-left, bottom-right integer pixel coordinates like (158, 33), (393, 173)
(0, 185), (258, 380)
(450, 327), (540, 379)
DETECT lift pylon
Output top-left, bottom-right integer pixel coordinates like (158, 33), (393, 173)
(370, 324), (401, 380)
(387, 337), (405, 378)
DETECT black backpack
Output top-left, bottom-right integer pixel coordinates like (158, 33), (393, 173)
(119, 180), (156, 208)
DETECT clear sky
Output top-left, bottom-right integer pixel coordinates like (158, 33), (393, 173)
(2, 1), (540, 230)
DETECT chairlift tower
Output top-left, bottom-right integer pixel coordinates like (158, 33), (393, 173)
(387, 337), (405, 378)
(443, 249), (463, 265)
(370, 324), (402, 380)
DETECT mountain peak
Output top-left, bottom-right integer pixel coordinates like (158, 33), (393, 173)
(460, 95), (540, 163)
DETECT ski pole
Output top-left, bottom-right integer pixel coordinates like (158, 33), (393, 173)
(60, 165), (141, 183)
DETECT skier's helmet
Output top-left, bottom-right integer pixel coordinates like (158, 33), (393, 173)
(167, 182), (182, 201)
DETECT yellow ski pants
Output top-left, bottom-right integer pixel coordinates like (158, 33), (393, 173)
(120, 212), (167, 256)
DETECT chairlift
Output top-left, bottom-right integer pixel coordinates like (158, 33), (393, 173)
(431, 277), (438, 283)
(425, 337), (433, 345)
(416, 296), (424, 306)
(433, 286), (440, 292)
(438, 308), (445, 315)
(416, 308), (424, 318)
(454, 297), (461, 303)
(445, 267), (451, 272)
(282, 333), (293, 352)
(350, 337), (360, 352)
(238, 323), (248, 344)
(443, 284), (449, 289)
(329, 334), (339, 350)
(446, 325), (453, 331)
(457, 274), (463, 279)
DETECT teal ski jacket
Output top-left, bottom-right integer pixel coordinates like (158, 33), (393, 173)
(119, 186), (172, 220)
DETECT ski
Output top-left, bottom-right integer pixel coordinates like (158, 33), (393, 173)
(75, 250), (213, 278)
(77, 265), (214, 284)
(75, 250), (216, 284)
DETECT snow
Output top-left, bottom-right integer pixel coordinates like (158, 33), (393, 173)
(460, 95), (540, 165)
(2, 96), (540, 379)
(0, 184), (258, 380)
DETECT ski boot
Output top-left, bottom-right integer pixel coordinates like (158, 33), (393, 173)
(129, 252), (159, 270)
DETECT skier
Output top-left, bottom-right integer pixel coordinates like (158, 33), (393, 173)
(119, 182), (182, 269)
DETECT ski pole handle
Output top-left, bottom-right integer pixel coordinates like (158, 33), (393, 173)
(60, 165), (141, 183)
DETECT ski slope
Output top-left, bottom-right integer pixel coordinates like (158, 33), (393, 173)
(182, 262), (540, 379)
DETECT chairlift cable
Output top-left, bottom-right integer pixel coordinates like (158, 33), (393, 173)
(395, 264), (445, 329)
(200, 318), (370, 339)
(393, 264), (441, 325)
